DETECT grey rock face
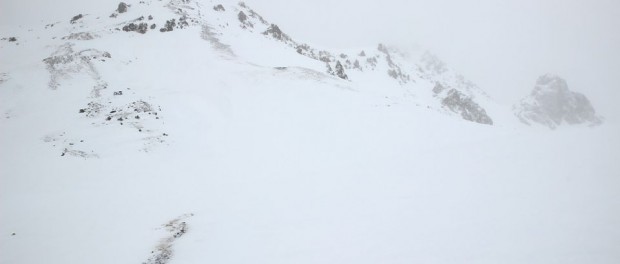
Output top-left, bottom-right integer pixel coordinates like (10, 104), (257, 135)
(70, 14), (83, 24)
(117, 2), (128, 13)
(334, 61), (348, 80)
(213, 4), (225, 11)
(438, 86), (493, 125)
(122, 22), (149, 34)
(263, 24), (291, 42)
(514, 74), (602, 129)
(238, 11), (248, 23)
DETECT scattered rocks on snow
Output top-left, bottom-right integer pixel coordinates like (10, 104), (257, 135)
(44, 132), (99, 159)
(160, 19), (176, 32)
(61, 148), (99, 158)
(78, 102), (105, 117)
(177, 16), (189, 28)
(514, 74), (603, 129)
(43, 43), (111, 89)
(142, 214), (193, 264)
(378, 44), (410, 84)
(62, 32), (99, 40)
(104, 100), (158, 124)
(123, 22), (149, 34)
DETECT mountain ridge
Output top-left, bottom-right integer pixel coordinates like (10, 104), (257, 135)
(1, 0), (501, 127)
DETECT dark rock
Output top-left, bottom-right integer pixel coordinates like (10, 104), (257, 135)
(334, 61), (348, 80)
(441, 87), (493, 125)
(8, 37), (17, 42)
(177, 16), (189, 28)
(238, 11), (247, 23)
(122, 22), (148, 34)
(122, 23), (137, 32)
(117, 2), (128, 13)
(263, 24), (289, 41)
(160, 19), (176, 32)
(213, 4), (225, 11)
(136, 23), (148, 33)
(150, 24), (156, 29)
(70, 14), (83, 24)
(326, 63), (334, 75)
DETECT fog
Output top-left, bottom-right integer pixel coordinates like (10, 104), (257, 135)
(245, 0), (620, 121)
(2, 0), (619, 121)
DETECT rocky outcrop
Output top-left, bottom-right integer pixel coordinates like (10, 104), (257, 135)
(434, 84), (493, 125)
(117, 2), (128, 13)
(122, 22), (149, 34)
(514, 74), (602, 129)
(70, 14), (83, 24)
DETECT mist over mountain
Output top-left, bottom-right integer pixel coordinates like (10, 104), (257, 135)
(514, 74), (603, 129)
(1, 1), (619, 264)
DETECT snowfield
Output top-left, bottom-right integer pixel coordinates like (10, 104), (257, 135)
(1, 0), (619, 264)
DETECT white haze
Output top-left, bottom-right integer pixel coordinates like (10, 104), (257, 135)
(1, 1), (620, 263)
(244, 0), (620, 122)
(2, 0), (619, 121)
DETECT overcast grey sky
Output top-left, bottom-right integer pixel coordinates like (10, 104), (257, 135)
(2, 0), (619, 120)
(246, 0), (620, 119)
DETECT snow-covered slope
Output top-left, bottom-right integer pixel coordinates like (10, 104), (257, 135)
(1, 1), (619, 264)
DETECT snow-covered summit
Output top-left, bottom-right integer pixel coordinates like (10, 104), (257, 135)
(514, 74), (603, 129)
